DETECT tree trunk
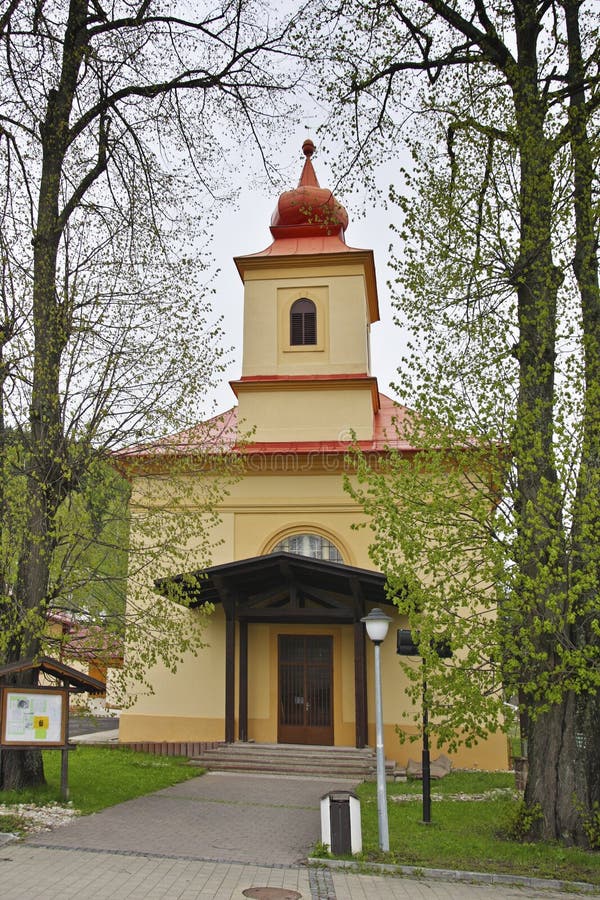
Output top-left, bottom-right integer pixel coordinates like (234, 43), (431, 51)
(0, 748), (45, 792)
(565, 0), (600, 842)
(0, 0), (87, 791)
(508, 1), (574, 841)
(574, 690), (600, 844)
(527, 691), (600, 846)
(525, 693), (580, 842)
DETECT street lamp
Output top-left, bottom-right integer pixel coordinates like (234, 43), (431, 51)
(397, 630), (452, 825)
(361, 607), (392, 852)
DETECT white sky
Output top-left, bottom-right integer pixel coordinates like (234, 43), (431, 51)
(207, 140), (409, 414)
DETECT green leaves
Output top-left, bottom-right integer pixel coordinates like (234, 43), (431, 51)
(309, 0), (599, 847)
(347, 431), (510, 751)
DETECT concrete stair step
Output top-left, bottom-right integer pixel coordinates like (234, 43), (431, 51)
(191, 753), (389, 770)
(194, 742), (375, 754)
(189, 742), (396, 780)
(200, 760), (374, 772)
(190, 758), (373, 779)
(192, 748), (374, 760)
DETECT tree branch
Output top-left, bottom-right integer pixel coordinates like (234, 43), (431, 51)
(445, 115), (516, 146)
(0, 0), (24, 39)
(67, 31), (291, 149)
(421, 0), (515, 71)
(58, 115), (110, 231)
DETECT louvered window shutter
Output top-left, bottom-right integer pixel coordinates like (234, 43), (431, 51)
(290, 312), (304, 345)
(303, 311), (316, 344)
(290, 298), (317, 345)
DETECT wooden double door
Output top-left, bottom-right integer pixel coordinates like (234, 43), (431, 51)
(278, 634), (334, 745)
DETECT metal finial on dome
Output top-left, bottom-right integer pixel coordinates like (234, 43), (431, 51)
(302, 139), (315, 158)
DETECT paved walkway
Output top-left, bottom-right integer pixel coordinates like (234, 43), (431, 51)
(0, 770), (596, 899)
(69, 716), (119, 739)
(27, 772), (354, 866)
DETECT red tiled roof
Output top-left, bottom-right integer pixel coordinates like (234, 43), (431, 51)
(246, 234), (356, 257)
(113, 406), (239, 459)
(113, 393), (419, 460)
(46, 612), (123, 662)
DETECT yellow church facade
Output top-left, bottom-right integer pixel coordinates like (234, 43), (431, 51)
(117, 142), (508, 770)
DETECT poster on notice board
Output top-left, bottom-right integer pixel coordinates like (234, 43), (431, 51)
(1, 687), (67, 746)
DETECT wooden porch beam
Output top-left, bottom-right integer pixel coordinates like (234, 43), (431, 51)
(239, 608), (353, 623)
(350, 576), (368, 749)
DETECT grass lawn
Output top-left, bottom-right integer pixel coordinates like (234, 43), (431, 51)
(337, 772), (600, 886)
(0, 746), (201, 816)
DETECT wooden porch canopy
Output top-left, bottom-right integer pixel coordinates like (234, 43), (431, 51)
(156, 552), (402, 747)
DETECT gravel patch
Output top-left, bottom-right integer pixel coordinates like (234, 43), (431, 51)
(390, 788), (519, 803)
(0, 802), (80, 834)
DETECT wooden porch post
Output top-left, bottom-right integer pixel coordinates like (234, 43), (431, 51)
(225, 613), (236, 743)
(354, 619), (368, 748)
(214, 575), (237, 745)
(238, 620), (248, 742)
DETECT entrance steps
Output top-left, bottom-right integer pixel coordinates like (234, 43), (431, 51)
(189, 742), (397, 780)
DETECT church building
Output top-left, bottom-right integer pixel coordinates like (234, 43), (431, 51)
(116, 141), (508, 770)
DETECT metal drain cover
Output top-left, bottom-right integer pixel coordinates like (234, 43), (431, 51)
(242, 890), (302, 899)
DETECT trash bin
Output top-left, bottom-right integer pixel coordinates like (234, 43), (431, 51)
(320, 790), (362, 854)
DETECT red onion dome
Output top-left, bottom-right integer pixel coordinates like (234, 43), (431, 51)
(270, 140), (349, 237)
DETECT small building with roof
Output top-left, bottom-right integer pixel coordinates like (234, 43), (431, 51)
(115, 142), (508, 769)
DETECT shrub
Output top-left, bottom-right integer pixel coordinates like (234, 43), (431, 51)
(500, 800), (543, 841)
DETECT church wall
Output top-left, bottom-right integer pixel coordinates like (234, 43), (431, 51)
(120, 464), (508, 770)
(120, 605), (227, 742)
(241, 268), (370, 378)
(226, 470), (372, 567)
(247, 623), (270, 728)
(328, 276), (370, 375)
(236, 386), (374, 442)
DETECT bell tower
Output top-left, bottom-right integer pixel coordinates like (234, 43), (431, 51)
(231, 141), (380, 443)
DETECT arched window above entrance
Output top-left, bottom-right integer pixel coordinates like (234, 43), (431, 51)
(272, 532), (343, 563)
(290, 298), (317, 346)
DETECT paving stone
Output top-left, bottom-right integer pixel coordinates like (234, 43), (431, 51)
(1, 770), (596, 899)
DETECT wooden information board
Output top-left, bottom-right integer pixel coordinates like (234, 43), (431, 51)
(0, 687), (68, 747)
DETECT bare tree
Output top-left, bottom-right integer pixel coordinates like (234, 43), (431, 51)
(0, 0), (302, 789)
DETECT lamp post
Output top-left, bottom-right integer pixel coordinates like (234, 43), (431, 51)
(397, 630), (452, 825)
(421, 670), (431, 824)
(361, 607), (392, 852)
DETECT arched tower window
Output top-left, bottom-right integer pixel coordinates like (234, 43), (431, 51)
(290, 298), (317, 346)
(272, 532), (343, 563)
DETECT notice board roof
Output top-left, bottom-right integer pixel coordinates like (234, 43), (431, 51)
(0, 655), (105, 694)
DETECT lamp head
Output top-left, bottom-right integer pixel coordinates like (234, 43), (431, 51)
(361, 607), (392, 644)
